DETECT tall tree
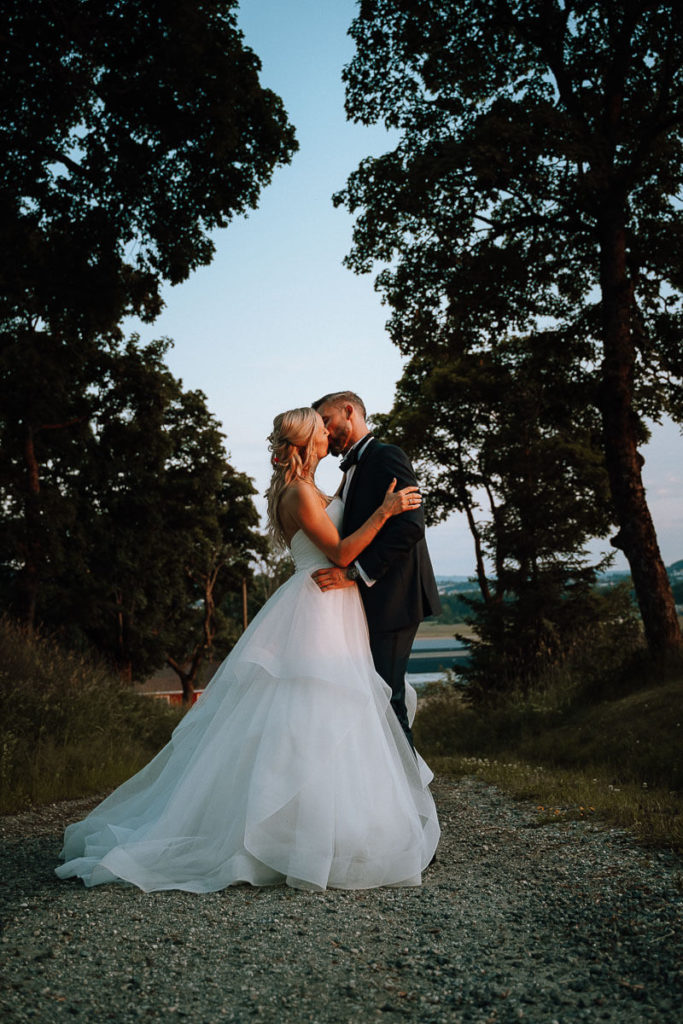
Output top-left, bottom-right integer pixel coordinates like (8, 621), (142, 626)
(0, 0), (296, 624)
(0, 335), (265, 686)
(164, 466), (267, 703)
(376, 328), (618, 696)
(337, 0), (683, 658)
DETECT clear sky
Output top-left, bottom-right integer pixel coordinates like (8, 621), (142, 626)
(127, 0), (681, 575)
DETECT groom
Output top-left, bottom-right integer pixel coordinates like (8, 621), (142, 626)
(311, 391), (441, 748)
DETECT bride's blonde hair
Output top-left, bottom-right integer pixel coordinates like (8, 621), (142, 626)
(265, 407), (327, 549)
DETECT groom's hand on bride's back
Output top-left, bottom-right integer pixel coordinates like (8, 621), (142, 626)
(311, 567), (356, 592)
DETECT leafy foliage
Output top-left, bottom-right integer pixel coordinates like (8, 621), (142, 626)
(339, 0), (683, 656)
(1, 0), (297, 334)
(375, 326), (618, 697)
(459, 581), (642, 703)
(0, 0), (296, 630)
(0, 335), (265, 682)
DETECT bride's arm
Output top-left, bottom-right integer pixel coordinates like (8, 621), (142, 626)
(281, 480), (420, 568)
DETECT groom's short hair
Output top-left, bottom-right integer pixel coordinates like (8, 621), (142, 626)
(312, 391), (367, 418)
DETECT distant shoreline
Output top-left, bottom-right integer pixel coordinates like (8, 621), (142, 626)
(416, 621), (473, 638)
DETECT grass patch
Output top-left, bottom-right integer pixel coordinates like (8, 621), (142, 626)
(0, 618), (183, 813)
(415, 674), (683, 852)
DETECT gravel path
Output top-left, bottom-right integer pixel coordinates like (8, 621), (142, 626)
(1, 776), (681, 1023)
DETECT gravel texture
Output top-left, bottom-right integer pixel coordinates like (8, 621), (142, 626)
(1, 775), (681, 1023)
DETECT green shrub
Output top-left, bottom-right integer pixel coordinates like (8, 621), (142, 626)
(414, 663), (683, 851)
(0, 617), (183, 812)
(461, 580), (643, 705)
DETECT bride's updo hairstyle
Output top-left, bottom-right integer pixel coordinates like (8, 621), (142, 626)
(266, 407), (325, 549)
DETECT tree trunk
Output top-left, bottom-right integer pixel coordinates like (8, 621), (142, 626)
(113, 589), (134, 683)
(19, 426), (41, 630)
(454, 445), (491, 604)
(167, 560), (222, 705)
(166, 652), (201, 705)
(598, 214), (682, 658)
(203, 569), (218, 651)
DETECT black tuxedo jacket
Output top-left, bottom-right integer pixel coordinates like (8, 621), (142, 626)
(342, 438), (441, 633)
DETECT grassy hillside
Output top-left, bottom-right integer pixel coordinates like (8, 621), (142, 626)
(0, 618), (183, 813)
(415, 673), (683, 851)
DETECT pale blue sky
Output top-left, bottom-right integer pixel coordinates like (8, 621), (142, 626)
(127, 0), (681, 574)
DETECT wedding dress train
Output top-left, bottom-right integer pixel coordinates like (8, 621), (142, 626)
(56, 497), (440, 892)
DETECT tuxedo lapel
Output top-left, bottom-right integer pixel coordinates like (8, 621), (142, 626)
(342, 437), (377, 533)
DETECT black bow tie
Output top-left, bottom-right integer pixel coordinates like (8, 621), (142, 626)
(339, 447), (359, 472)
(340, 442), (364, 472)
(340, 436), (373, 472)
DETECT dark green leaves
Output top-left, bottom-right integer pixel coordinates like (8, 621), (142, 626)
(1, 0), (297, 334)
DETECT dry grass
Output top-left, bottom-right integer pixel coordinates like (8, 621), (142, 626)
(0, 618), (183, 813)
(415, 674), (683, 852)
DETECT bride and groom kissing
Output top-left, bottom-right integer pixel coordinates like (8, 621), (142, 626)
(309, 391), (441, 750)
(56, 391), (442, 893)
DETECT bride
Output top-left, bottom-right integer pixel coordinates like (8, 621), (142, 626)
(56, 408), (440, 892)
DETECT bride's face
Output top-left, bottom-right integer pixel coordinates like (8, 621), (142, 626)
(313, 413), (329, 460)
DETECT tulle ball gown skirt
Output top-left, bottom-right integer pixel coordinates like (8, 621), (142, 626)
(56, 567), (440, 893)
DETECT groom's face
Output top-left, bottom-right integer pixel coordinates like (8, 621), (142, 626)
(317, 402), (352, 457)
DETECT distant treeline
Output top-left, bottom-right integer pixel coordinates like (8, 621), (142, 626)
(430, 570), (683, 628)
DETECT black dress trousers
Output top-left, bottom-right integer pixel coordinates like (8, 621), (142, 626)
(368, 622), (419, 750)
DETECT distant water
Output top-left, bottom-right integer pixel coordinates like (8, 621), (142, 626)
(406, 671), (452, 689)
(412, 638), (466, 650)
(407, 636), (469, 683)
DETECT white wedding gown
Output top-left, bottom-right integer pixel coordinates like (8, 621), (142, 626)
(56, 498), (440, 892)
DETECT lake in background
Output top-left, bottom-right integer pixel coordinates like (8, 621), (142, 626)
(406, 635), (469, 689)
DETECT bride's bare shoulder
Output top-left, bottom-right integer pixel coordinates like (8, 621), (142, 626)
(279, 480), (324, 514)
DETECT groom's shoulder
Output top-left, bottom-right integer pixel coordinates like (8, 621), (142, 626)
(368, 439), (411, 464)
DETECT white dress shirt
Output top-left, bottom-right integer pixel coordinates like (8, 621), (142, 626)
(341, 435), (376, 586)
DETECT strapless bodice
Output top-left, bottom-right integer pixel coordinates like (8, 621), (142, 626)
(289, 496), (343, 573)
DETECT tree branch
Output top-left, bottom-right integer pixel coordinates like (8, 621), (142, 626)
(49, 149), (89, 179)
(37, 415), (86, 433)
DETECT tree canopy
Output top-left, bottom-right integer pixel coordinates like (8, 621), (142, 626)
(375, 326), (623, 695)
(338, 0), (683, 657)
(0, 0), (296, 629)
(0, 335), (265, 685)
(1, 0), (297, 335)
